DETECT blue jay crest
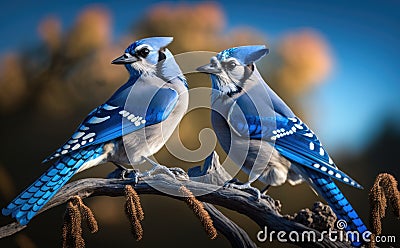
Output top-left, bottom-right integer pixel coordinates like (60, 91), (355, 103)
(217, 45), (269, 65)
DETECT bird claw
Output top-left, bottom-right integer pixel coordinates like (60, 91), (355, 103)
(140, 156), (188, 180)
(121, 169), (139, 183)
(223, 180), (261, 200)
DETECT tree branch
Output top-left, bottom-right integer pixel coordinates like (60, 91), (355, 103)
(0, 152), (352, 248)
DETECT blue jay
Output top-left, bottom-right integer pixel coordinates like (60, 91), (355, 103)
(3, 37), (189, 225)
(197, 45), (367, 245)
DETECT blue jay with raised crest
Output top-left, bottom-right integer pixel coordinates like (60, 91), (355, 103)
(3, 37), (188, 225)
(197, 45), (368, 245)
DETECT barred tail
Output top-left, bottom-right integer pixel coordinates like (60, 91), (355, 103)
(2, 145), (104, 225)
(306, 168), (368, 247)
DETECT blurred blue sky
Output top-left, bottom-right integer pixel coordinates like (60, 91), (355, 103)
(0, 0), (399, 153)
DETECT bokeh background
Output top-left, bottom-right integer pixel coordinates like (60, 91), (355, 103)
(0, 0), (399, 247)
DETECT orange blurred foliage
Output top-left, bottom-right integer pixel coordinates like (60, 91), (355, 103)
(275, 29), (333, 95)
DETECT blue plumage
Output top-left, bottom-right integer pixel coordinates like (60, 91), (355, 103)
(3, 145), (104, 225)
(3, 37), (188, 225)
(198, 45), (368, 246)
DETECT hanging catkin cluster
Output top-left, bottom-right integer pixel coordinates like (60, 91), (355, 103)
(180, 186), (217, 239)
(124, 185), (145, 241)
(62, 196), (98, 248)
(368, 173), (399, 248)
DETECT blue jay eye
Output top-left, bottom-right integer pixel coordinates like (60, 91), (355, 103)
(138, 48), (150, 58)
(226, 61), (237, 71)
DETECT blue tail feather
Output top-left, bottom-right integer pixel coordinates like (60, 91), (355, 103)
(2, 144), (104, 225)
(306, 168), (368, 246)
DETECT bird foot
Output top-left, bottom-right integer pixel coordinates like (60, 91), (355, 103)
(140, 156), (188, 180)
(223, 180), (261, 200)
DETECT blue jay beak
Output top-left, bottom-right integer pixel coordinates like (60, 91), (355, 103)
(111, 53), (139, 64)
(196, 63), (222, 74)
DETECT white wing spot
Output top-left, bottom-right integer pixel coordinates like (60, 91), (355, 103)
(288, 117), (297, 122)
(291, 126), (297, 132)
(350, 181), (355, 185)
(72, 132), (85, 139)
(280, 128), (285, 132)
(303, 132), (313, 138)
(68, 139), (78, 144)
(294, 124), (303, 130)
(61, 150), (68, 155)
(103, 104), (119, 110)
(89, 138), (94, 143)
(127, 114), (135, 120)
(321, 166), (327, 172)
(309, 142), (315, 150)
(329, 157), (334, 165)
(141, 119), (146, 124)
(134, 121), (141, 126)
(270, 136), (276, 141)
(328, 170), (334, 175)
(335, 173), (341, 178)
(63, 144), (70, 149)
(343, 178), (349, 182)
(80, 125), (89, 130)
(313, 163), (320, 168)
(72, 144), (81, 150)
(272, 130), (277, 135)
(319, 147), (325, 156)
(81, 140), (87, 146)
(83, 133), (96, 140)
(88, 116), (110, 124)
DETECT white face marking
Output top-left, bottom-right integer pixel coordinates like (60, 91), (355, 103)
(212, 57), (244, 95)
(129, 44), (156, 75)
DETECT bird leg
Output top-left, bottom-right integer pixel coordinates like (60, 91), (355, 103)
(140, 156), (188, 180)
(111, 162), (139, 183)
(223, 180), (261, 200)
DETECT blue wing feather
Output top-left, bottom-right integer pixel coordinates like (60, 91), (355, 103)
(43, 87), (178, 163)
(229, 97), (362, 189)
